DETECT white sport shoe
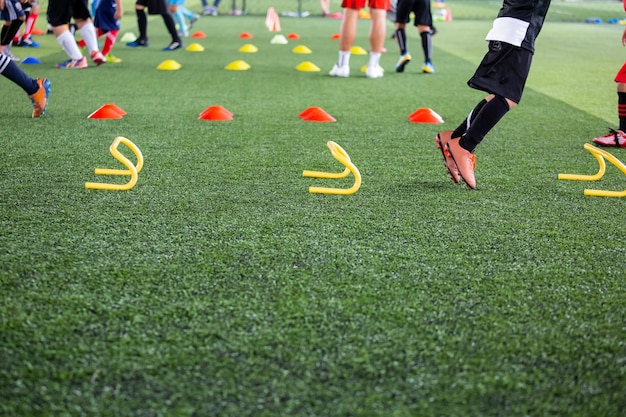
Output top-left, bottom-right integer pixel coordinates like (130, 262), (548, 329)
(365, 65), (384, 79)
(329, 64), (349, 77)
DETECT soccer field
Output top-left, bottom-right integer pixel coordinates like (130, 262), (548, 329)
(1, 1), (625, 416)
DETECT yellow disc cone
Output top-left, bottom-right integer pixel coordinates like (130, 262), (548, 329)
(239, 44), (258, 53)
(186, 43), (205, 52)
(157, 59), (182, 70)
(225, 60), (251, 70)
(351, 46), (367, 55)
(292, 45), (312, 54)
(296, 61), (320, 72)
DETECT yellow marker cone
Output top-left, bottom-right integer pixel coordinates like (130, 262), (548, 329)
(351, 46), (367, 55)
(225, 60), (251, 70)
(239, 43), (258, 53)
(270, 34), (288, 44)
(292, 45), (312, 54)
(157, 59), (181, 70)
(296, 61), (321, 72)
(303, 141), (361, 195)
(85, 137), (144, 191)
(186, 43), (205, 52)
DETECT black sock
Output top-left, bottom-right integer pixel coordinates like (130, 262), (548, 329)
(162, 13), (180, 43)
(459, 95), (510, 153)
(136, 9), (147, 41)
(420, 30), (432, 62)
(618, 92), (626, 132)
(0, 57), (38, 94)
(0, 25), (8, 45)
(395, 28), (407, 54)
(6, 20), (24, 44)
(452, 99), (487, 139)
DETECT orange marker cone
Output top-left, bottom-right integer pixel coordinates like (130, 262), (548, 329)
(191, 31), (207, 38)
(88, 105), (124, 119)
(239, 32), (253, 39)
(299, 106), (336, 122)
(101, 103), (127, 116)
(330, 33), (340, 39)
(199, 105), (234, 121)
(286, 33), (300, 40)
(408, 107), (444, 124)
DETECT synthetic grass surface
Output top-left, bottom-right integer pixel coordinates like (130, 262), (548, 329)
(1, 1), (625, 416)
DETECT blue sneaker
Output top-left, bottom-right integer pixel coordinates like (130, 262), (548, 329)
(16, 36), (41, 48)
(422, 61), (435, 74)
(127, 39), (149, 47)
(162, 41), (182, 51)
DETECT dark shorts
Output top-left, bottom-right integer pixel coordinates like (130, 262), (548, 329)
(1, 0), (25, 21)
(468, 41), (533, 104)
(47, 0), (91, 26)
(395, 0), (432, 26)
(94, 0), (120, 31)
(135, 0), (168, 15)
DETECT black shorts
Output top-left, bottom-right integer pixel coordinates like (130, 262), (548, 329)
(135, 0), (168, 15)
(467, 41), (533, 104)
(395, 0), (432, 26)
(47, 0), (91, 26)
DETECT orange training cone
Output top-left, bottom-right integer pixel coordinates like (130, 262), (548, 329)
(299, 106), (336, 122)
(408, 107), (444, 124)
(330, 33), (340, 39)
(286, 33), (300, 40)
(191, 31), (207, 38)
(239, 32), (253, 39)
(101, 103), (127, 116)
(199, 105), (234, 121)
(88, 105), (124, 119)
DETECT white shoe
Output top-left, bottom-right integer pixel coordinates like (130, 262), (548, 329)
(329, 64), (349, 77)
(365, 65), (384, 79)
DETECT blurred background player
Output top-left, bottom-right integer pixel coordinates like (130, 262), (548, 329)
(201, 0), (220, 16)
(126, 0), (182, 50)
(78, 0), (123, 63)
(394, 0), (435, 73)
(12, 0), (40, 47)
(1, 0), (25, 61)
(167, 0), (198, 38)
(329, 0), (390, 79)
(47, 0), (106, 68)
(0, 49), (50, 117)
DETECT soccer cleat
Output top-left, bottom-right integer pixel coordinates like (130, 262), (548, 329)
(395, 52), (411, 72)
(592, 128), (626, 148)
(422, 61), (435, 73)
(106, 54), (122, 63)
(204, 7), (217, 16)
(55, 56), (88, 69)
(1, 46), (20, 61)
(435, 130), (461, 183)
(446, 138), (477, 189)
(365, 65), (384, 79)
(90, 51), (106, 65)
(17, 37), (40, 48)
(329, 64), (349, 77)
(29, 77), (51, 118)
(126, 39), (149, 47)
(162, 41), (182, 51)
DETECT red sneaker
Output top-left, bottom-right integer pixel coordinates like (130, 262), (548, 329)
(592, 128), (626, 147)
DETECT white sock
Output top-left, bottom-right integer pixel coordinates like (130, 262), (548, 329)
(368, 52), (381, 68)
(56, 30), (83, 60)
(338, 50), (350, 67)
(79, 21), (99, 53)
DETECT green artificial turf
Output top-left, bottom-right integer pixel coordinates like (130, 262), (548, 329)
(1, 1), (625, 416)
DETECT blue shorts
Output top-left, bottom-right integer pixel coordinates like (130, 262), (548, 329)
(94, 0), (120, 31)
